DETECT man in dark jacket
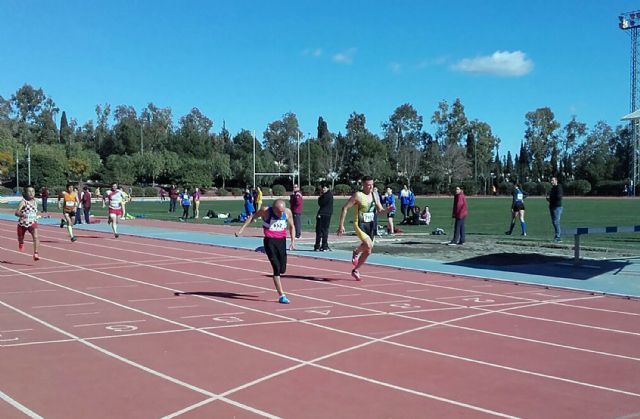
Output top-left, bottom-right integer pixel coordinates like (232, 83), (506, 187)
(314, 184), (334, 251)
(547, 176), (563, 242)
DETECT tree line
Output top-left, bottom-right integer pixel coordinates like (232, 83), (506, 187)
(0, 83), (633, 196)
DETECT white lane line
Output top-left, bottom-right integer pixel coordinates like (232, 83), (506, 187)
(73, 319), (147, 328)
(168, 305), (199, 309)
(0, 389), (44, 419)
(165, 280), (211, 285)
(128, 297), (180, 303)
(32, 302), (96, 309)
(436, 295), (482, 300)
(336, 293), (362, 297)
(0, 328), (33, 333)
(360, 299), (410, 306)
(181, 312), (245, 319)
(65, 312), (100, 317)
(0, 289), (56, 295)
(86, 285), (138, 290)
(276, 305), (332, 312)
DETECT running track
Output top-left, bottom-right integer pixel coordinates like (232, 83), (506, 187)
(1, 220), (639, 418)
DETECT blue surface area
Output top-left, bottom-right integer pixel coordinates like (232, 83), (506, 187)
(4, 213), (639, 298)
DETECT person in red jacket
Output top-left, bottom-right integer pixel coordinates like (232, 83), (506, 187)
(449, 185), (468, 246)
(289, 184), (303, 239)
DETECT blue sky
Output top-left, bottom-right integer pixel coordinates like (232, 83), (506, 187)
(1, 0), (637, 156)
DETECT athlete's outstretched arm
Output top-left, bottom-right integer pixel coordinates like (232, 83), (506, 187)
(236, 206), (268, 236)
(337, 194), (358, 236)
(14, 200), (25, 218)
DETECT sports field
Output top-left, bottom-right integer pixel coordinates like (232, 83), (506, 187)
(51, 195), (640, 254)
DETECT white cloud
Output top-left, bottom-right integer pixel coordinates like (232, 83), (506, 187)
(452, 50), (533, 77)
(332, 48), (357, 64)
(302, 48), (323, 57)
(389, 62), (401, 74)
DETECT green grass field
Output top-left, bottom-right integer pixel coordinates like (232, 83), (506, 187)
(3, 195), (639, 252)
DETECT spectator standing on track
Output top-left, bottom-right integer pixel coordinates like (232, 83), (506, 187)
(40, 186), (49, 214)
(449, 185), (468, 246)
(104, 183), (125, 238)
(314, 183), (333, 251)
(81, 186), (92, 224)
(547, 176), (563, 242)
(289, 183), (303, 238)
(179, 188), (191, 220)
(169, 184), (178, 212)
(337, 175), (389, 281)
(505, 183), (526, 236)
(235, 199), (295, 304)
(57, 183), (78, 242)
(192, 187), (201, 218)
(15, 185), (40, 261)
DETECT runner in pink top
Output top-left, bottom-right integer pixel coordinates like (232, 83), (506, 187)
(236, 199), (295, 304)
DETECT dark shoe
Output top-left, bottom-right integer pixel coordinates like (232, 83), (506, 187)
(115, 234), (119, 239)
(505, 231), (511, 235)
(60, 219), (65, 228)
(70, 236), (77, 242)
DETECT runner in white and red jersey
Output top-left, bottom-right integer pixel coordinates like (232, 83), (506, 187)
(15, 185), (40, 261)
(104, 183), (124, 238)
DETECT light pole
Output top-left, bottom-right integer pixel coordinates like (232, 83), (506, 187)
(307, 132), (311, 187)
(27, 145), (31, 186)
(15, 148), (19, 194)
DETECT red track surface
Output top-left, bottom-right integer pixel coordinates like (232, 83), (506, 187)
(1, 220), (639, 418)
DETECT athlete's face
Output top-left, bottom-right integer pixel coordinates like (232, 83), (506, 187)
(24, 187), (35, 200)
(362, 180), (374, 194)
(66, 185), (73, 193)
(272, 201), (285, 217)
(111, 184), (118, 191)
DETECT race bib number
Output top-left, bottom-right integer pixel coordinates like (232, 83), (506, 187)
(269, 220), (287, 230)
(65, 201), (75, 207)
(26, 212), (37, 222)
(362, 212), (375, 223)
(516, 193), (524, 200)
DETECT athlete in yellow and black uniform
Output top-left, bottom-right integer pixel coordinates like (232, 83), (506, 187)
(337, 175), (389, 281)
(57, 183), (79, 242)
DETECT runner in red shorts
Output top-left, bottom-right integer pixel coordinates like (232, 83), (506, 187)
(104, 183), (124, 238)
(15, 185), (40, 261)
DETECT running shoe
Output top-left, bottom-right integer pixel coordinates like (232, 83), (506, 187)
(115, 234), (119, 239)
(70, 236), (77, 242)
(33, 253), (39, 261)
(351, 269), (361, 281)
(18, 243), (24, 252)
(278, 294), (290, 304)
(351, 251), (359, 267)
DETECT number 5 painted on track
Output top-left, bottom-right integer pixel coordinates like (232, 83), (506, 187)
(462, 297), (495, 303)
(390, 303), (421, 309)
